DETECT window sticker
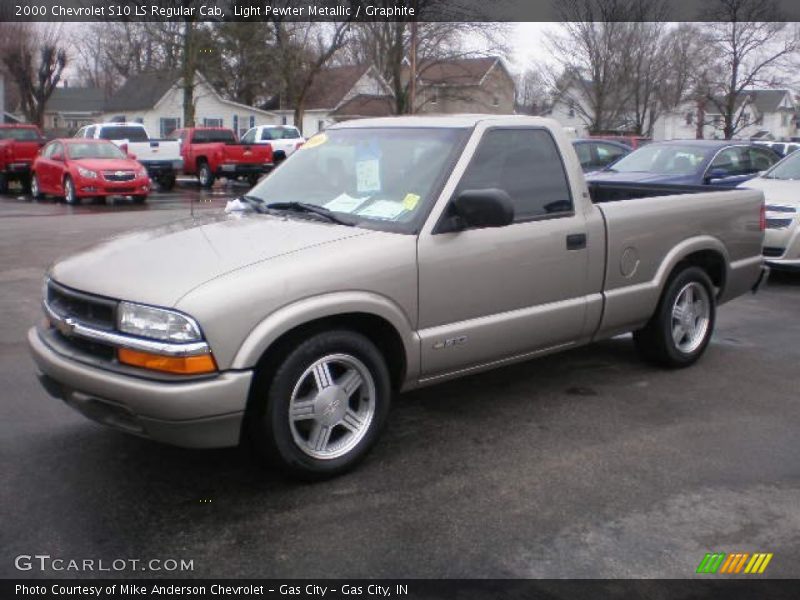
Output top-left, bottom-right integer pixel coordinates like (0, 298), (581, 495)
(402, 193), (421, 211)
(356, 159), (381, 193)
(325, 193), (366, 214)
(301, 133), (327, 150)
(356, 200), (406, 220)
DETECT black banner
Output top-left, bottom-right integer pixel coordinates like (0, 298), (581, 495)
(4, 580), (800, 600)
(2, 0), (800, 23)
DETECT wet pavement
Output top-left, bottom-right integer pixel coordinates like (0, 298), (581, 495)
(1, 186), (799, 579)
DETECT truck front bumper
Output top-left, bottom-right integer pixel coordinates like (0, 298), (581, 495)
(28, 327), (252, 448)
(216, 163), (273, 177)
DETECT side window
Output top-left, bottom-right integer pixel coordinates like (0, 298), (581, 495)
(709, 147), (747, 177)
(240, 128), (256, 144)
(457, 128), (573, 221)
(596, 143), (627, 165)
(85, 126), (96, 138)
(749, 147), (778, 172)
(41, 143), (55, 159)
(573, 143), (592, 168)
(51, 142), (63, 158)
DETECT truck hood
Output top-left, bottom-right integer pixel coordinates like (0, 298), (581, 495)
(738, 177), (800, 207)
(587, 170), (699, 185)
(49, 213), (370, 307)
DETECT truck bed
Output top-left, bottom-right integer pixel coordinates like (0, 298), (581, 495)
(588, 181), (732, 203)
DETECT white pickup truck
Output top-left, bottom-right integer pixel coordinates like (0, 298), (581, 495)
(75, 123), (183, 191)
(240, 125), (305, 161)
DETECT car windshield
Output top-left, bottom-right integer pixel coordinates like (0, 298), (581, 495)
(0, 128), (41, 141)
(193, 129), (236, 143)
(246, 127), (468, 233)
(763, 151), (800, 180)
(261, 127), (302, 140)
(98, 126), (148, 142)
(66, 142), (127, 160)
(608, 144), (708, 174)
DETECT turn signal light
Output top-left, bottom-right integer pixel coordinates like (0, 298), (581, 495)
(759, 202), (766, 231)
(117, 348), (217, 375)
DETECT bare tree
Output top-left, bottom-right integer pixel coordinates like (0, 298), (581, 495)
(0, 24), (68, 127)
(515, 64), (553, 115)
(699, 0), (798, 139)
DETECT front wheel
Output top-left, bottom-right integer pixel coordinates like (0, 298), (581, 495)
(197, 162), (215, 188)
(30, 174), (43, 199)
(633, 266), (716, 368)
(249, 330), (392, 480)
(63, 176), (79, 205)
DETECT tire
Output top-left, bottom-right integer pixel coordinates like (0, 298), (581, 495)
(30, 174), (43, 199)
(246, 173), (261, 187)
(249, 330), (392, 480)
(0, 173), (7, 195)
(633, 266), (716, 368)
(132, 195), (147, 204)
(197, 162), (215, 188)
(63, 176), (79, 205)
(19, 175), (31, 194)
(157, 174), (176, 192)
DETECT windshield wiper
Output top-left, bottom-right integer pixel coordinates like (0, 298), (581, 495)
(265, 201), (354, 226)
(233, 195), (269, 213)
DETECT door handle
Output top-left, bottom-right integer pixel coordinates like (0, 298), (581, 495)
(566, 233), (587, 250)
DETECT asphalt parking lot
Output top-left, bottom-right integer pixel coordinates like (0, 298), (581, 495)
(1, 187), (799, 579)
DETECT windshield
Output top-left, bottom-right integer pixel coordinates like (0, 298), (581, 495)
(193, 129), (236, 143)
(764, 151), (800, 180)
(247, 127), (468, 233)
(98, 126), (148, 142)
(608, 144), (708, 175)
(0, 128), (41, 141)
(261, 127), (302, 140)
(66, 142), (127, 160)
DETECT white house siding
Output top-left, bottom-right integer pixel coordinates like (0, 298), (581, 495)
(547, 100), (590, 137)
(273, 109), (334, 136)
(102, 79), (278, 139)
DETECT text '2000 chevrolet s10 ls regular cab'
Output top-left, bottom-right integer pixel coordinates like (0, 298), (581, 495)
(29, 116), (768, 479)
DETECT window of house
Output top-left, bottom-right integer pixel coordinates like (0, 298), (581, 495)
(455, 128), (573, 222)
(281, 115), (288, 125)
(685, 112), (694, 125)
(159, 117), (180, 138)
(203, 117), (223, 127)
(249, 116), (256, 129)
(782, 113), (789, 126)
(317, 120), (325, 133)
(568, 102), (575, 118)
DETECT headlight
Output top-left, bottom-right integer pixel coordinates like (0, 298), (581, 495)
(77, 167), (98, 179)
(117, 302), (202, 342)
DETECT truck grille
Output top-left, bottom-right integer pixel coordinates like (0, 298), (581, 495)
(47, 281), (116, 331)
(103, 171), (136, 182)
(763, 247), (785, 258)
(766, 218), (792, 229)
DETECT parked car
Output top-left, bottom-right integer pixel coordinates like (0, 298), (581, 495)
(75, 123), (182, 191)
(738, 150), (800, 271)
(29, 116), (767, 479)
(587, 140), (780, 187)
(169, 127), (274, 188)
(241, 125), (305, 161)
(31, 139), (150, 205)
(590, 134), (651, 149)
(755, 141), (800, 158)
(572, 139), (631, 173)
(0, 124), (46, 194)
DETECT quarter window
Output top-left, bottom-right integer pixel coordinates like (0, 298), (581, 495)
(456, 128), (573, 221)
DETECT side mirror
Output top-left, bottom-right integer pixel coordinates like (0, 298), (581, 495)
(705, 167), (727, 183)
(439, 189), (514, 232)
(128, 153), (137, 160)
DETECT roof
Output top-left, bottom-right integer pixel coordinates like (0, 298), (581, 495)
(332, 114), (550, 129)
(46, 87), (107, 113)
(415, 57), (501, 86)
(299, 65), (373, 110)
(738, 89), (792, 113)
(104, 71), (181, 112)
(330, 94), (394, 119)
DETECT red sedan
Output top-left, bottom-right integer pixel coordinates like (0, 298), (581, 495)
(31, 139), (150, 204)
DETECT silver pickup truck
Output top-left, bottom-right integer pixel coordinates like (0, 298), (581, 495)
(29, 116), (768, 479)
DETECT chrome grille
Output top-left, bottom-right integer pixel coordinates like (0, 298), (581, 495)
(766, 218), (792, 229)
(46, 280), (116, 331)
(765, 205), (796, 213)
(103, 171), (136, 182)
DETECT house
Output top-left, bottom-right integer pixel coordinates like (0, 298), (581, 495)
(411, 56), (516, 115)
(653, 89), (798, 141)
(329, 94), (395, 122)
(272, 64), (393, 134)
(43, 85), (107, 134)
(101, 70), (278, 138)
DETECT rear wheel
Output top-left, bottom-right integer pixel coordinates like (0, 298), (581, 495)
(248, 330), (391, 480)
(633, 266), (716, 368)
(63, 176), (79, 205)
(198, 162), (214, 188)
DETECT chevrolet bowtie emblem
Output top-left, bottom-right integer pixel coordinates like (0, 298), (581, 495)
(55, 316), (76, 337)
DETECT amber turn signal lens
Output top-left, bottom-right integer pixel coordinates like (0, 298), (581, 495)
(117, 348), (217, 375)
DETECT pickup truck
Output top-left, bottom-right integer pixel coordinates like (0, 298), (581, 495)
(75, 123), (183, 191)
(29, 116), (767, 480)
(169, 127), (274, 188)
(240, 125), (305, 161)
(0, 124), (46, 194)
